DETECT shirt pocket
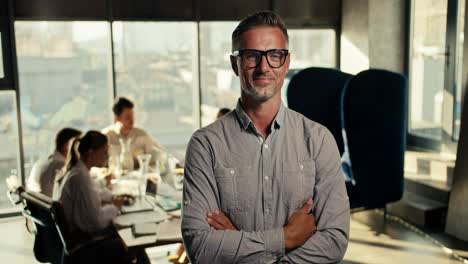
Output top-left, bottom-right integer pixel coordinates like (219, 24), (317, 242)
(282, 160), (316, 211)
(213, 167), (255, 213)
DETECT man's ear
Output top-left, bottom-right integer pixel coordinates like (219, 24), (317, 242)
(284, 53), (291, 74)
(230, 55), (239, 76)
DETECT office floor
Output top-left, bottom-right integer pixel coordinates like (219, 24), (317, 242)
(0, 212), (467, 264)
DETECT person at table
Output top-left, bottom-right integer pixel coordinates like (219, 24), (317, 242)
(27, 127), (82, 197)
(54, 130), (125, 234)
(102, 97), (164, 168)
(216, 107), (231, 119)
(53, 130), (139, 262)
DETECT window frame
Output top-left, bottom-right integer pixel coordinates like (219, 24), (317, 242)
(406, 0), (464, 153)
(1, 7), (340, 218)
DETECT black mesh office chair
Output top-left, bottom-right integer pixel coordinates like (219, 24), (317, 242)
(19, 189), (130, 264)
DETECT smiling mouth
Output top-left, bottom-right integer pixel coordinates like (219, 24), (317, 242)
(254, 77), (274, 82)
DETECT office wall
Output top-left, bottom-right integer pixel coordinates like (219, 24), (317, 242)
(368, 0), (406, 73)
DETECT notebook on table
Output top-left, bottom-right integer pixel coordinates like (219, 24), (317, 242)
(132, 222), (158, 237)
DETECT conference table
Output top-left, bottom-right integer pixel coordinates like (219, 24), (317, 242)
(110, 171), (184, 250)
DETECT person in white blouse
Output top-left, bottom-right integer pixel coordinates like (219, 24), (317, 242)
(27, 127), (81, 197)
(102, 97), (164, 168)
(54, 130), (150, 263)
(54, 130), (124, 234)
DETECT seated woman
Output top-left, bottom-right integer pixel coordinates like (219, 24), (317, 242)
(53, 130), (132, 263)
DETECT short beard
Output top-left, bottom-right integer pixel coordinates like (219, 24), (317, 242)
(243, 86), (275, 102)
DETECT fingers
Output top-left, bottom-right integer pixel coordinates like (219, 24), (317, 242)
(207, 217), (226, 230)
(214, 210), (233, 228)
(208, 211), (232, 228)
(207, 210), (237, 230)
(299, 197), (313, 214)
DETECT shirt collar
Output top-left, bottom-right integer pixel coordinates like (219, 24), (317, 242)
(234, 99), (285, 131)
(52, 150), (66, 162)
(112, 123), (133, 137)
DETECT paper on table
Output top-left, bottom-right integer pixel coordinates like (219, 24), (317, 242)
(114, 210), (169, 227)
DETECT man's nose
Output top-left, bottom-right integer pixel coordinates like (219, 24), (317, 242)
(257, 54), (271, 72)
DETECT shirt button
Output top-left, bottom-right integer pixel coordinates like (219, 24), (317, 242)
(300, 164), (304, 170)
(264, 144), (269, 149)
(265, 208), (269, 213)
(230, 169), (235, 175)
(265, 176), (269, 181)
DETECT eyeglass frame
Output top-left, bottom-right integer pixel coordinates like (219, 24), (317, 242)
(231, 49), (289, 69)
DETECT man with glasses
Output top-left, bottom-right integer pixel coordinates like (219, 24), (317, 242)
(182, 11), (349, 263)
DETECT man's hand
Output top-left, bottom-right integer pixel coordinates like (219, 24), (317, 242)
(104, 173), (116, 187)
(284, 198), (317, 250)
(112, 194), (134, 209)
(207, 210), (238, 231)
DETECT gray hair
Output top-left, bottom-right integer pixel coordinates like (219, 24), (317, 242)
(232, 11), (289, 52)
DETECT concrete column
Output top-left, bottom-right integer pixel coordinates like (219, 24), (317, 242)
(445, 0), (468, 242)
(340, 0), (406, 74)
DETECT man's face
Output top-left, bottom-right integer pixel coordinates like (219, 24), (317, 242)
(231, 26), (290, 102)
(116, 107), (134, 131)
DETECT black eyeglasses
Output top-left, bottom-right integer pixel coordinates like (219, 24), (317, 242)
(232, 49), (289, 69)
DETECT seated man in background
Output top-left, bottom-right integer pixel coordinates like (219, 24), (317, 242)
(27, 127), (81, 197)
(102, 97), (164, 168)
(216, 107), (231, 119)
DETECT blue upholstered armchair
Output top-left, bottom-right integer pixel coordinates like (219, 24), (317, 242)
(287, 67), (407, 211)
(341, 69), (407, 209)
(287, 67), (353, 155)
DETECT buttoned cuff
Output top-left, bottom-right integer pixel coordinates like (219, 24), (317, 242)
(264, 227), (285, 260)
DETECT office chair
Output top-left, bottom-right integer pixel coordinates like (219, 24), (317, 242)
(19, 189), (130, 264)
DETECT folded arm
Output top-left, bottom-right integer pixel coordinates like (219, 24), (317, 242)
(280, 130), (350, 263)
(182, 135), (285, 263)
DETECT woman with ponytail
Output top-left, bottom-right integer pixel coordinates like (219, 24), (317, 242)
(54, 130), (149, 263)
(54, 130), (124, 234)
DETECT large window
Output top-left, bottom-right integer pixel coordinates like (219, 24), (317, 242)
(288, 29), (336, 69)
(199, 22), (238, 125)
(454, 0), (465, 140)
(0, 91), (20, 212)
(113, 22), (199, 154)
(284, 29), (336, 102)
(15, 21), (114, 175)
(409, 0), (448, 141)
(199, 24), (336, 125)
(0, 33), (4, 78)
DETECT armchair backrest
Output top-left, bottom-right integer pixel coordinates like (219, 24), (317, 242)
(287, 67), (353, 155)
(341, 69), (407, 209)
